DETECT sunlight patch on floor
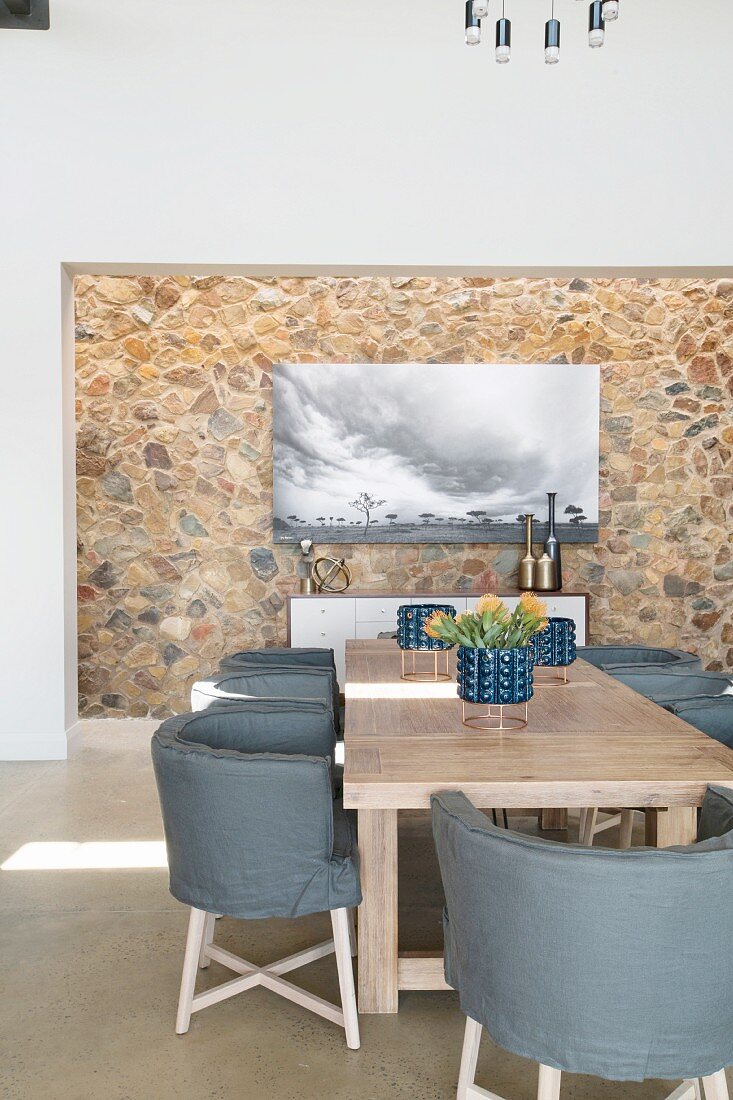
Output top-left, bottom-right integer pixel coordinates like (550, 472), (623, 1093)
(1, 840), (168, 871)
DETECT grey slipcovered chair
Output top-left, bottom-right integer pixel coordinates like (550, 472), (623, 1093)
(664, 697), (733, 750)
(151, 709), (361, 1048)
(612, 667), (733, 705)
(220, 647), (341, 731)
(192, 664), (338, 728)
(185, 696), (344, 798)
(578, 644), (701, 673)
(577, 646), (701, 846)
(432, 787), (733, 1100)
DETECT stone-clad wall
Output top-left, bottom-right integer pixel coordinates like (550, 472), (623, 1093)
(75, 275), (733, 717)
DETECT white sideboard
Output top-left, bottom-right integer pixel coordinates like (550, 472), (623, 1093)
(288, 592), (589, 686)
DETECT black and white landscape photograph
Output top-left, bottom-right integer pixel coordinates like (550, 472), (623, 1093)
(273, 363), (600, 544)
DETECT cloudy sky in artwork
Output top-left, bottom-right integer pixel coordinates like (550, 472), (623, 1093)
(273, 363), (599, 527)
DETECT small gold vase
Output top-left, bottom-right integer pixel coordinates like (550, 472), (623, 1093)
(534, 553), (558, 592)
(517, 513), (537, 591)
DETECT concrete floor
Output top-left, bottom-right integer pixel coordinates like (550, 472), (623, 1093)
(0, 723), (728, 1100)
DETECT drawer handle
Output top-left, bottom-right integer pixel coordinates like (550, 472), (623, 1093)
(320, 632), (326, 637)
(321, 608), (326, 614)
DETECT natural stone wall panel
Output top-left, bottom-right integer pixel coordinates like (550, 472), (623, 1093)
(75, 276), (733, 716)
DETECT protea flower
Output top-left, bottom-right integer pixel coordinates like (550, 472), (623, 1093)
(476, 594), (507, 617)
(518, 592), (548, 619)
(424, 610), (450, 639)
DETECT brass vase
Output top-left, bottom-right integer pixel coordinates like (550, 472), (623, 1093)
(535, 553), (559, 592)
(517, 513), (537, 591)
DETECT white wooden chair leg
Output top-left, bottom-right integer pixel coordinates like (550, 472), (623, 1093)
(457, 1016), (482, 1100)
(537, 1064), (562, 1100)
(702, 1070), (730, 1100)
(619, 809), (635, 849)
(176, 907), (207, 1034)
(347, 907), (357, 957)
(581, 808), (599, 846)
(331, 908), (360, 1050)
(665, 1082), (702, 1100)
(578, 808), (588, 841)
(199, 912), (216, 969)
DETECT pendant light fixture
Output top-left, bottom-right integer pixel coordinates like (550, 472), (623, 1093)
(462, 0), (619, 60)
(545, 0), (560, 64)
(495, 0), (511, 63)
(588, 0), (605, 47)
(465, 0), (481, 45)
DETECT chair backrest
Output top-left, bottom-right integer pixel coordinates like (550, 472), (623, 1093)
(664, 696), (733, 748)
(152, 710), (358, 920)
(432, 788), (733, 1082)
(612, 668), (733, 703)
(191, 667), (336, 726)
(578, 644), (700, 671)
(169, 699), (336, 759)
(220, 647), (337, 674)
(218, 649), (340, 731)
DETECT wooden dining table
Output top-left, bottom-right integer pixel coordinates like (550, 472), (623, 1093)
(341, 638), (733, 1015)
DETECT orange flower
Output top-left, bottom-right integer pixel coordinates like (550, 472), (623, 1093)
(424, 610), (449, 639)
(475, 594), (506, 616)
(519, 592), (547, 619)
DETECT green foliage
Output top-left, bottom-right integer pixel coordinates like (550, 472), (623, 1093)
(426, 596), (547, 651)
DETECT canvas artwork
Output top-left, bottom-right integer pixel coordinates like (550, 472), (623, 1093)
(272, 362), (600, 545)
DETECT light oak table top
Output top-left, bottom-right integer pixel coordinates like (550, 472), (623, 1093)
(342, 639), (733, 811)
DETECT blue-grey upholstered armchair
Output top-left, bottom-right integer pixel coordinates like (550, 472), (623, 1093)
(576, 646), (702, 848)
(220, 647), (341, 730)
(191, 665), (340, 736)
(664, 697), (733, 749)
(612, 667), (732, 705)
(432, 787), (733, 1100)
(578, 645), (701, 673)
(180, 697), (343, 797)
(151, 708), (361, 1047)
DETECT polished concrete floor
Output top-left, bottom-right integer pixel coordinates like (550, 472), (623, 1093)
(0, 723), (727, 1100)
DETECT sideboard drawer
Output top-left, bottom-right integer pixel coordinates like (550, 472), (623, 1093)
(289, 598), (356, 685)
(355, 598), (405, 625)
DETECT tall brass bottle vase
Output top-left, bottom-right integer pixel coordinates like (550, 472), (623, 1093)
(518, 513), (537, 591)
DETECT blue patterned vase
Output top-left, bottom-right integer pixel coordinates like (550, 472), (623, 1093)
(531, 617), (577, 668)
(396, 607), (453, 646)
(457, 646), (534, 705)
(397, 604), (456, 651)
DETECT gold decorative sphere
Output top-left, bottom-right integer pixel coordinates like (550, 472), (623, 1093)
(311, 556), (352, 594)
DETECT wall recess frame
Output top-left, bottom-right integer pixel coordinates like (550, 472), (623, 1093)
(0, 0), (49, 30)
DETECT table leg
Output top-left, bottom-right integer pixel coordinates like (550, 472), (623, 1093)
(541, 809), (568, 831)
(357, 808), (398, 1014)
(645, 807), (697, 847)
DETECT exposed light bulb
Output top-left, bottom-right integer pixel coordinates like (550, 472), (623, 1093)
(588, 1), (605, 46)
(465, 0), (481, 45)
(473, 0), (490, 18)
(495, 16), (511, 63)
(602, 0), (619, 20)
(545, 17), (560, 64)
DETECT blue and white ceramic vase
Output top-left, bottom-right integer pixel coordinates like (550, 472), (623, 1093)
(531, 617), (577, 668)
(397, 604), (456, 651)
(457, 645), (535, 705)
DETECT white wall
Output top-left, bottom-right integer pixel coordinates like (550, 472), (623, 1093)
(0, 0), (731, 758)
